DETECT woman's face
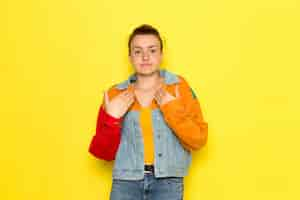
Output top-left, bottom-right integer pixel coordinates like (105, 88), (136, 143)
(129, 34), (163, 76)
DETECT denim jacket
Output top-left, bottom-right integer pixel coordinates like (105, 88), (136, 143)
(112, 70), (194, 180)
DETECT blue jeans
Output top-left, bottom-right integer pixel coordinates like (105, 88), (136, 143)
(109, 172), (184, 200)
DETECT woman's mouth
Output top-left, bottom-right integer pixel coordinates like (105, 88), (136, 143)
(140, 63), (152, 67)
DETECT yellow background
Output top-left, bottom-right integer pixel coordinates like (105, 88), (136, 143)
(1, 0), (299, 199)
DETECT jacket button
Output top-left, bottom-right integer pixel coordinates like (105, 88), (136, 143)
(158, 153), (162, 157)
(157, 135), (161, 139)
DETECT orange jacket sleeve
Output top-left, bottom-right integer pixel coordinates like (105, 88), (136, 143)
(159, 76), (208, 151)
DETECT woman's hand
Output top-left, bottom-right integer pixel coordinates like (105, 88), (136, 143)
(104, 87), (135, 118)
(154, 82), (180, 106)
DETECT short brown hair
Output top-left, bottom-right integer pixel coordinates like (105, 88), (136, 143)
(128, 24), (163, 55)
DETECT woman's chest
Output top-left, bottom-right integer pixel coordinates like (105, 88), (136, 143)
(134, 90), (156, 108)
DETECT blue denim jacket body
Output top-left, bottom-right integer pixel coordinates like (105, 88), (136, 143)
(112, 70), (192, 180)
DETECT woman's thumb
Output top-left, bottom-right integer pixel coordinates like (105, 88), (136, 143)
(175, 85), (180, 98)
(104, 90), (109, 106)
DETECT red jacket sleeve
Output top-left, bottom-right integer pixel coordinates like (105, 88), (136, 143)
(88, 105), (123, 161)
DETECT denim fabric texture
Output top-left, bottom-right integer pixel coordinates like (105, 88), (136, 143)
(112, 70), (192, 180)
(110, 171), (184, 200)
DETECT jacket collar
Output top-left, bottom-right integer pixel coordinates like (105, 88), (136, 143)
(115, 69), (179, 90)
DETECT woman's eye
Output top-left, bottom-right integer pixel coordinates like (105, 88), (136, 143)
(151, 49), (156, 53)
(134, 51), (141, 54)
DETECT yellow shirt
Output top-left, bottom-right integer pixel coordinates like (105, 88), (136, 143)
(139, 106), (155, 165)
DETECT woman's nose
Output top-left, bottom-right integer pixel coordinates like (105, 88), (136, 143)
(142, 52), (150, 60)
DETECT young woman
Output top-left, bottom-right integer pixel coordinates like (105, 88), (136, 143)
(89, 24), (208, 200)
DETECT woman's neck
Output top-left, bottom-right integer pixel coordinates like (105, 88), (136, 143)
(135, 70), (161, 91)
